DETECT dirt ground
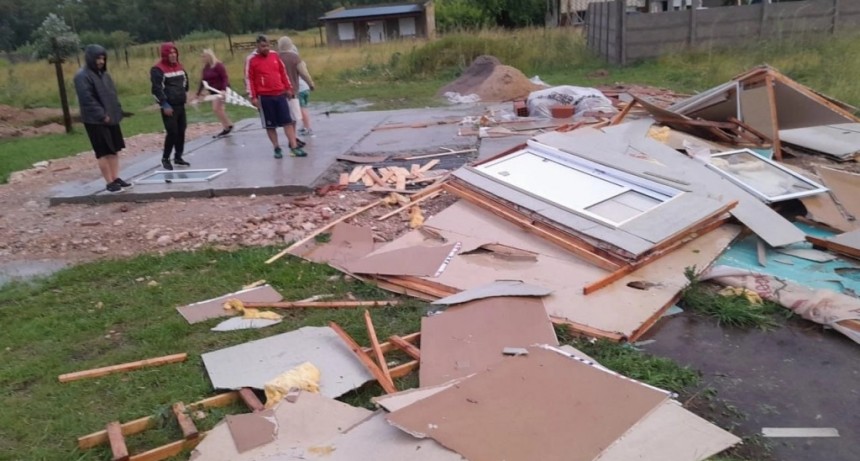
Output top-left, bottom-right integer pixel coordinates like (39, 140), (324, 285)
(0, 122), (443, 267)
(0, 104), (69, 138)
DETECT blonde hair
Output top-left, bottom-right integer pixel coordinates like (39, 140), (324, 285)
(201, 48), (219, 65)
(277, 36), (297, 53)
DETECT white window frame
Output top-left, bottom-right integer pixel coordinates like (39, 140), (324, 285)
(472, 141), (681, 227)
(135, 168), (228, 184)
(706, 148), (828, 203)
(398, 17), (417, 36)
(337, 22), (355, 41)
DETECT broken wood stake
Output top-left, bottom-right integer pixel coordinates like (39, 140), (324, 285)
(59, 353), (188, 383)
(378, 191), (442, 221)
(610, 100), (636, 125)
(364, 310), (395, 389)
(388, 335), (421, 360)
(417, 159), (440, 173)
(399, 148), (477, 161)
(171, 402), (199, 440)
(242, 300), (400, 309)
(329, 321), (397, 394)
(265, 199), (384, 264)
(107, 421), (129, 461)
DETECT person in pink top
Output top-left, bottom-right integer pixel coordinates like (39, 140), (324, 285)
(246, 35), (305, 158)
(195, 48), (233, 138)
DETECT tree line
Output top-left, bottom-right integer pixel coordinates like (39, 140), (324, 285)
(0, 0), (547, 53)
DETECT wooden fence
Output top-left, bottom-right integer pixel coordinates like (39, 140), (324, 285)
(587, 0), (860, 65)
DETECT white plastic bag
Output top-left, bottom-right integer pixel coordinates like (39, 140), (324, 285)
(526, 85), (617, 118)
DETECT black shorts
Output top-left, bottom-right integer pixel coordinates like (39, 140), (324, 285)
(84, 123), (125, 158)
(258, 94), (293, 128)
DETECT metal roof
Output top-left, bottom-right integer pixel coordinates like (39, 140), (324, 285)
(320, 4), (424, 21)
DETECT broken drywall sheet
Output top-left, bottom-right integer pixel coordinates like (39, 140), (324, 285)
(225, 410), (278, 453)
(292, 223), (376, 268)
(211, 317), (282, 331)
(287, 413), (465, 461)
(430, 280), (552, 305)
(177, 285), (283, 324)
(387, 347), (669, 461)
(190, 392), (372, 461)
(372, 380), (464, 413)
(342, 242), (461, 277)
(201, 326), (373, 397)
(370, 200), (739, 340)
(780, 124), (860, 161)
(594, 401), (741, 461)
(420, 296), (558, 386)
(774, 248), (837, 263)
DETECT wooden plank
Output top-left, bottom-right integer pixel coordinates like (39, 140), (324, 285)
(389, 360), (419, 379)
(806, 235), (860, 260)
(410, 163), (421, 176)
(78, 392), (238, 450)
(380, 168), (395, 184)
(328, 322), (398, 394)
(388, 335), (421, 360)
(364, 310), (395, 389)
(265, 199), (384, 264)
(764, 74), (782, 160)
(417, 159), (440, 173)
(128, 438), (201, 461)
(551, 318), (626, 342)
(347, 166), (367, 182)
(107, 421), (129, 461)
(59, 353), (188, 383)
(338, 173), (349, 186)
(366, 168), (387, 187)
(377, 275), (460, 298)
(238, 387), (265, 412)
(242, 300), (400, 309)
(395, 171), (407, 191)
(398, 148), (477, 161)
(363, 332), (421, 355)
(583, 214), (730, 295)
(171, 402), (199, 440)
(361, 173), (375, 187)
(444, 182), (623, 271)
(610, 100), (636, 125)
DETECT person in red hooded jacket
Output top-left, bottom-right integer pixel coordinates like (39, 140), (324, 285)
(151, 42), (190, 170)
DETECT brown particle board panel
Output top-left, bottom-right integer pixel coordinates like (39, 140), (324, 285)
(387, 347), (669, 461)
(369, 200), (740, 340)
(224, 410), (277, 453)
(341, 243), (459, 277)
(816, 166), (860, 219)
(419, 297), (558, 387)
(293, 223), (376, 268)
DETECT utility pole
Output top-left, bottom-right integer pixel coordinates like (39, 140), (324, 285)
(51, 37), (73, 134)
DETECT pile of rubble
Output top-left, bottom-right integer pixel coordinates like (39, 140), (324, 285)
(64, 64), (860, 461)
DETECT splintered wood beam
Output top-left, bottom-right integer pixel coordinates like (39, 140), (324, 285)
(59, 353), (188, 383)
(610, 100), (636, 125)
(78, 392), (238, 450)
(241, 300), (400, 309)
(265, 199), (384, 264)
(417, 159), (440, 173)
(806, 235), (860, 260)
(362, 332), (420, 355)
(171, 402), (198, 440)
(727, 116), (772, 144)
(388, 335), (421, 360)
(444, 182), (622, 271)
(389, 360), (419, 379)
(582, 210), (734, 295)
(107, 421), (129, 461)
(764, 74), (782, 161)
(364, 310), (395, 389)
(238, 388), (265, 412)
(329, 322), (397, 394)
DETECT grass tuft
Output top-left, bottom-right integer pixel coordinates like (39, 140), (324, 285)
(681, 267), (787, 330)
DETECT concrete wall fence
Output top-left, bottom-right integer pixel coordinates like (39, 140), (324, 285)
(587, 0), (860, 65)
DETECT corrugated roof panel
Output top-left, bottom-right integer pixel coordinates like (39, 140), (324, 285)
(321, 4), (423, 21)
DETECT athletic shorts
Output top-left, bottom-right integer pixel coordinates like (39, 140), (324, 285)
(298, 90), (310, 108)
(84, 123), (126, 158)
(258, 94), (292, 128)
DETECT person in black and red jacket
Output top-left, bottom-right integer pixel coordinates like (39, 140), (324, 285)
(151, 42), (190, 170)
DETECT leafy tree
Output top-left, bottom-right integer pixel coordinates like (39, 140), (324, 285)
(436, 0), (491, 31)
(32, 13), (81, 62)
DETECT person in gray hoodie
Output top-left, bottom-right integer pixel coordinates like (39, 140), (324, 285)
(74, 44), (130, 193)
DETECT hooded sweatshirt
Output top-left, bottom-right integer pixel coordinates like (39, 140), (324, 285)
(150, 42), (188, 109)
(73, 44), (123, 125)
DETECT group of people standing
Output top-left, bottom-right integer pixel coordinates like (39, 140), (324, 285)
(73, 35), (316, 193)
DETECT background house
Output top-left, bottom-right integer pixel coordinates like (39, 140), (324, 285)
(320, 1), (436, 46)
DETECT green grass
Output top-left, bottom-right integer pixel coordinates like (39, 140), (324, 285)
(0, 247), (424, 461)
(681, 267), (789, 329)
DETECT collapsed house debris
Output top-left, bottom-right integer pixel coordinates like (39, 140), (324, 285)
(73, 62), (860, 461)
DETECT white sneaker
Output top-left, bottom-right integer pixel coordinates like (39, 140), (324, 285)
(298, 128), (308, 136)
(306, 129), (316, 138)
